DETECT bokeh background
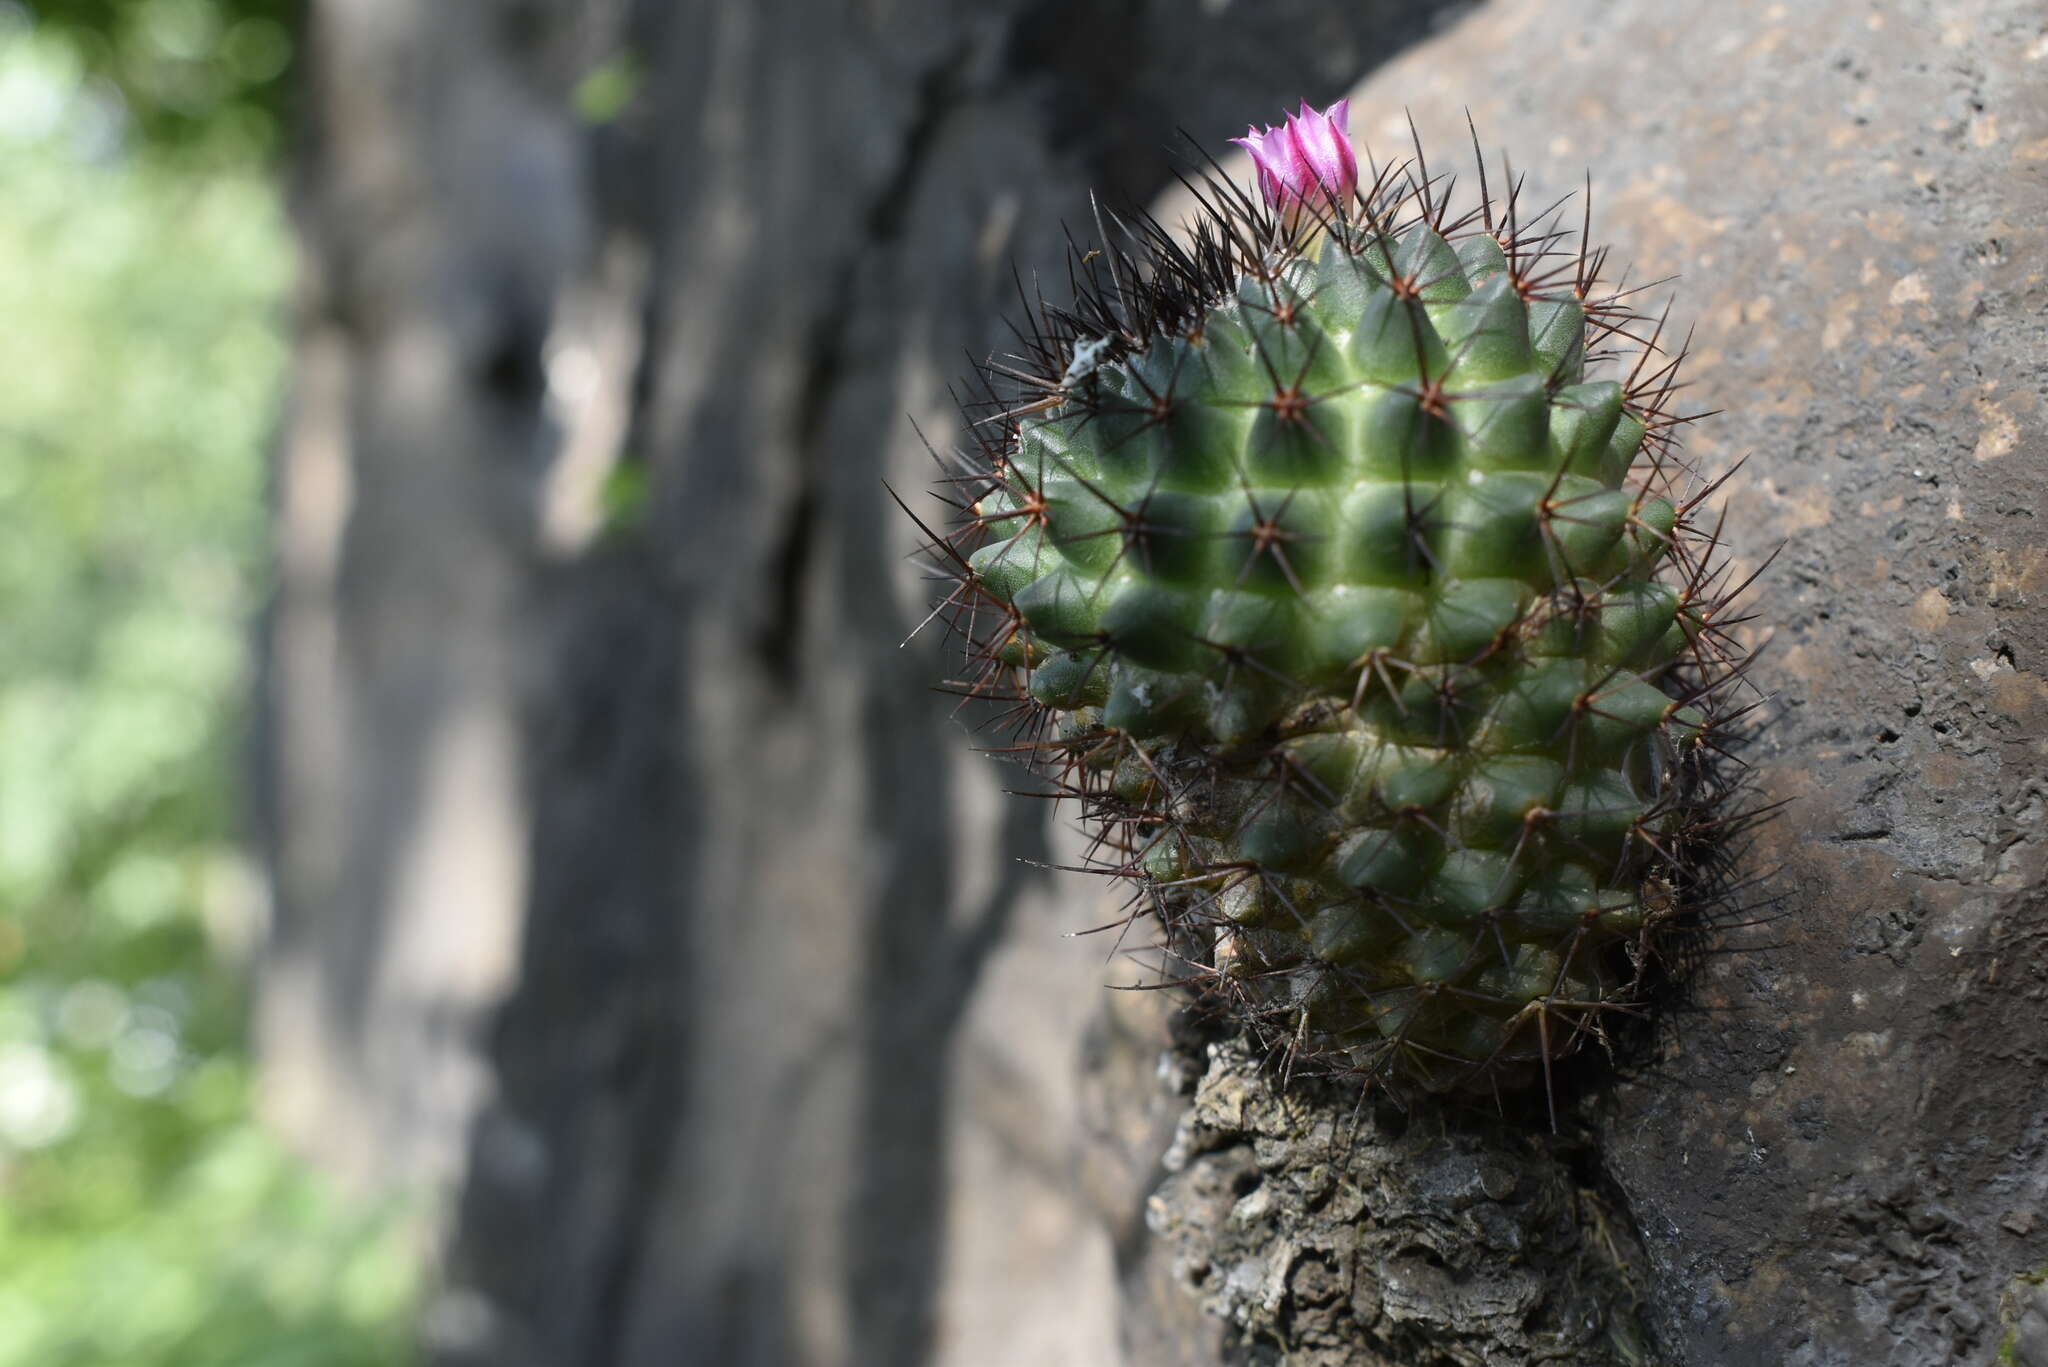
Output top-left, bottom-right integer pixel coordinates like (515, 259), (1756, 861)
(0, 2), (416, 1363)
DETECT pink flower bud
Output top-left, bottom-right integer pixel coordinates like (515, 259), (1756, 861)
(1232, 99), (1358, 213)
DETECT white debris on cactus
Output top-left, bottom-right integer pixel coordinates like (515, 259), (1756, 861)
(1061, 334), (1112, 388)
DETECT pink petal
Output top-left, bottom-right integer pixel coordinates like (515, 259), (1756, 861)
(1237, 100), (1360, 211)
(1286, 102), (1357, 203)
(1234, 121), (1300, 206)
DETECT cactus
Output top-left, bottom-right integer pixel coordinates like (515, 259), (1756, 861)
(922, 105), (1753, 1097)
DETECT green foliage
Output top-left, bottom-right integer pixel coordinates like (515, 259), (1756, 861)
(0, 27), (418, 1365)
(572, 50), (642, 127)
(9, 0), (292, 155)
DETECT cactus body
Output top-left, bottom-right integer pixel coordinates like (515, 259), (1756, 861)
(936, 126), (1742, 1092)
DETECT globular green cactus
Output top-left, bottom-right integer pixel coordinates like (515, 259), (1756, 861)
(926, 106), (1751, 1096)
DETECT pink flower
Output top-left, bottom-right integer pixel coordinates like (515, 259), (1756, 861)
(1232, 99), (1358, 213)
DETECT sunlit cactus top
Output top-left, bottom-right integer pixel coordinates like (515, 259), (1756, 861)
(1231, 99), (1358, 213)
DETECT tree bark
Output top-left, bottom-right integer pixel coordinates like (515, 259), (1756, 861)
(262, 0), (2047, 1363)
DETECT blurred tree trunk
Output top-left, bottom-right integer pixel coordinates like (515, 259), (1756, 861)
(261, 0), (2047, 1364)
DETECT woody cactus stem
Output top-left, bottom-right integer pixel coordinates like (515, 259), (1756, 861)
(917, 104), (1760, 1100)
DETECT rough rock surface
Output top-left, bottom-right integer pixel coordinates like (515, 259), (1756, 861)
(1148, 1039), (1653, 1367)
(1120, 0), (2048, 1362)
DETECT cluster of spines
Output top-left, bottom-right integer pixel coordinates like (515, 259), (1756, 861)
(909, 123), (1767, 1102)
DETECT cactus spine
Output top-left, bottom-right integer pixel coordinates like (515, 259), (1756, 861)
(925, 110), (1752, 1095)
